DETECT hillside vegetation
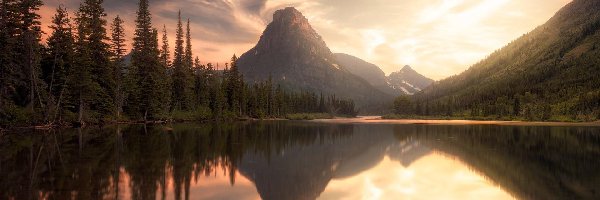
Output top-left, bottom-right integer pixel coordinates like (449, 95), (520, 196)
(408, 0), (600, 121)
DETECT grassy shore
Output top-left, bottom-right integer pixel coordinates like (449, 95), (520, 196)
(285, 113), (334, 120)
(381, 114), (591, 123)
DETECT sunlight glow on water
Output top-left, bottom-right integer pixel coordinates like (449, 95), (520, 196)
(320, 154), (514, 200)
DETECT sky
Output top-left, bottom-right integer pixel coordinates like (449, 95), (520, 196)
(39, 0), (572, 80)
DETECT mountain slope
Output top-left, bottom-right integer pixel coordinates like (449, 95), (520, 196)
(333, 54), (434, 96)
(237, 7), (392, 109)
(388, 65), (434, 95)
(333, 53), (397, 95)
(414, 0), (600, 120)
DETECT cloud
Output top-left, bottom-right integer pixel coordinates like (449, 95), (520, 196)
(40, 0), (572, 80)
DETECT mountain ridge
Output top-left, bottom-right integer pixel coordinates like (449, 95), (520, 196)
(413, 0), (600, 120)
(333, 53), (434, 96)
(237, 7), (393, 110)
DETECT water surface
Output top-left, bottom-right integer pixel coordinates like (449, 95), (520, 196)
(1, 121), (599, 200)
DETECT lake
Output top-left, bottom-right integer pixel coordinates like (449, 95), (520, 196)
(1, 120), (599, 200)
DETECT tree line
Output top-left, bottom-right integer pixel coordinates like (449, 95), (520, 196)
(0, 0), (357, 127)
(389, 4), (600, 122)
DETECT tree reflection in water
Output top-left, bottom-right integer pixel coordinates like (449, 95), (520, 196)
(0, 122), (599, 200)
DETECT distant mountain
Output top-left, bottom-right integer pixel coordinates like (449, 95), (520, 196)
(333, 53), (397, 95)
(414, 0), (600, 119)
(237, 7), (392, 109)
(388, 65), (434, 95)
(334, 53), (434, 96)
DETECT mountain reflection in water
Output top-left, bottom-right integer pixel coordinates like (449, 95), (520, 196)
(1, 121), (599, 200)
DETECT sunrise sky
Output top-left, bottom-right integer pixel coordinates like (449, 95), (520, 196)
(39, 0), (572, 80)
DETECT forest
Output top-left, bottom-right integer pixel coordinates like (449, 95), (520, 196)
(388, 0), (600, 122)
(0, 0), (358, 127)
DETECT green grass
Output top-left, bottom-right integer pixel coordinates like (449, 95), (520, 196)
(382, 114), (519, 121)
(170, 107), (213, 122)
(285, 113), (333, 120)
(381, 114), (595, 122)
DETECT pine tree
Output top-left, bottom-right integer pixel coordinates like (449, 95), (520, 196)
(193, 57), (210, 109)
(172, 11), (190, 110)
(129, 0), (167, 120)
(225, 55), (244, 116)
(72, 11), (93, 124)
(20, 0), (45, 112)
(74, 0), (114, 122)
(42, 5), (74, 122)
(196, 59), (210, 107)
(208, 63), (225, 119)
(0, 0), (21, 108)
(110, 15), (126, 119)
(159, 25), (170, 68)
(159, 24), (172, 109)
(0, 0), (46, 123)
(184, 18), (195, 108)
(184, 18), (193, 70)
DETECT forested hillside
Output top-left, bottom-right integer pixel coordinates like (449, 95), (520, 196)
(405, 0), (600, 121)
(0, 0), (357, 127)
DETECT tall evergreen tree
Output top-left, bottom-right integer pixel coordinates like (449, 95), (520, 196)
(184, 18), (195, 108)
(225, 55), (244, 116)
(73, 0), (114, 123)
(42, 5), (74, 122)
(207, 63), (224, 119)
(110, 15), (126, 119)
(171, 11), (190, 110)
(20, 0), (45, 112)
(193, 57), (209, 108)
(0, 0), (20, 108)
(159, 25), (170, 68)
(184, 18), (193, 70)
(0, 0), (46, 123)
(129, 0), (167, 120)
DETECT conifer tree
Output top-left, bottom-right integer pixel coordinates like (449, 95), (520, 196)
(223, 55), (244, 115)
(1, 0), (46, 122)
(159, 24), (172, 109)
(21, 0), (45, 111)
(172, 11), (190, 110)
(42, 5), (74, 122)
(110, 15), (126, 118)
(71, 16), (92, 124)
(184, 18), (195, 108)
(207, 63), (225, 119)
(185, 18), (193, 70)
(0, 0), (17, 107)
(193, 57), (208, 109)
(129, 0), (167, 120)
(159, 25), (170, 68)
(74, 0), (114, 123)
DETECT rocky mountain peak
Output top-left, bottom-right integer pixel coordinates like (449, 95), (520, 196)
(401, 65), (414, 72)
(272, 7), (307, 25)
(237, 7), (393, 110)
(254, 7), (330, 58)
(388, 66), (434, 95)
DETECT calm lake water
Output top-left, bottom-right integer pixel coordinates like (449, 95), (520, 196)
(1, 120), (600, 200)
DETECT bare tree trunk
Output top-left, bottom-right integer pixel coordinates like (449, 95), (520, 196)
(45, 54), (60, 122)
(78, 95), (84, 126)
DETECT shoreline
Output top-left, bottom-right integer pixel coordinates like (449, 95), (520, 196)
(4, 116), (600, 131)
(312, 116), (600, 127)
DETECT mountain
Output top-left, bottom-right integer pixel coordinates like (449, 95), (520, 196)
(333, 53), (434, 96)
(388, 65), (434, 95)
(413, 0), (600, 120)
(237, 7), (392, 108)
(333, 53), (398, 95)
